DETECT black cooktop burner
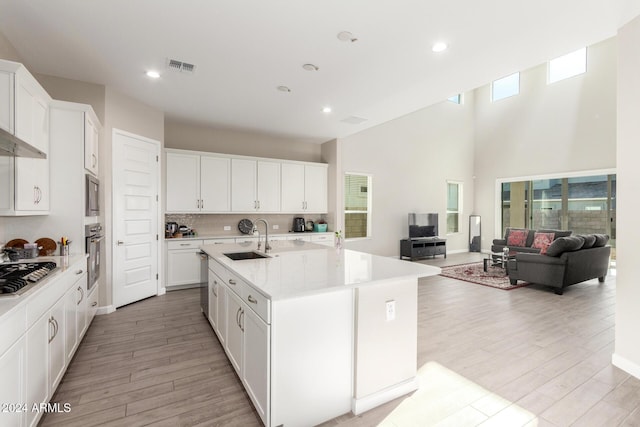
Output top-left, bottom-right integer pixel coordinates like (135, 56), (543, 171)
(0, 261), (57, 295)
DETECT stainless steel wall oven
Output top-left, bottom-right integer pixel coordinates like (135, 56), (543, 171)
(85, 223), (103, 291)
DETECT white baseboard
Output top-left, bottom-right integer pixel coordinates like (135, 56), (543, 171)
(612, 353), (640, 380)
(96, 305), (115, 315)
(158, 287), (167, 296)
(351, 377), (418, 415)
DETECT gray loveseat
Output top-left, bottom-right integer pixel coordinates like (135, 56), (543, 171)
(507, 234), (611, 295)
(491, 227), (573, 254)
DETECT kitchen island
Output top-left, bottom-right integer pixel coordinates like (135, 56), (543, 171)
(201, 240), (440, 427)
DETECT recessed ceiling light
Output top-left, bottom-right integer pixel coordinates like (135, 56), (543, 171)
(277, 86), (291, 93)
(146, 70), (160, 78)
(303, 63), (319, 72)
(337, 31), (358, 43)
(432, 42), (448, 53)
(322, 106), (332, 113)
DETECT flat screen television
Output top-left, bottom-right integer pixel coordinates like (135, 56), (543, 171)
(408, 213), (438, 239)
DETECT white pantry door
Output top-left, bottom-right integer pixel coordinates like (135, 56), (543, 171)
(113, 129), (160, 308)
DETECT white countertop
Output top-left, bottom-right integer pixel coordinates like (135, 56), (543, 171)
(166, 231), (332, 241)
(202, 241), (440, 300)
(0, 254), (87, 318)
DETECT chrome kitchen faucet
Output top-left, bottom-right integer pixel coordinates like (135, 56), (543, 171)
(253, 218), (271, 253)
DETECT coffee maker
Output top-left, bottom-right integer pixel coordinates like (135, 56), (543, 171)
(293, 217), (305, 232)
(166, 222), (178, 237)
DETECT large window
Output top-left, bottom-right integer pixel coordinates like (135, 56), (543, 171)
(344, 173), (372, 239)
(500, 173), (616, 259)
(446, 181), (462, 234)
(548, 47), (587, 84)
(491, 72), (520, 102)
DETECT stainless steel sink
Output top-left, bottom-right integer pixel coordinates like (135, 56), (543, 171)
(224, 251), (270, 261)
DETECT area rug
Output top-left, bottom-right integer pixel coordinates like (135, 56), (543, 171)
(439, 262), (530, 290)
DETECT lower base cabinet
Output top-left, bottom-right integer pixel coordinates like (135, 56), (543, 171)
(206, 257), (351, 427)
(0, 258), (95, 427)
(0, 337), (26, 427)
(243, 307), (270, 423)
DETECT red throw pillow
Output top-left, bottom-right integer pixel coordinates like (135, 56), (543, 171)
(532, 232), (555, 255)
(506, 229), (529, 247)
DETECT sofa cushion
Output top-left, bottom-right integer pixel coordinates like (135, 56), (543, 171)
(538, 229), (572, 239)
(532, 232), (555, 255)
(507, 229), (529, 247)
(577, 234), (597, 249)
(593, 234), (610, 247)
(545, 236), (584, 257)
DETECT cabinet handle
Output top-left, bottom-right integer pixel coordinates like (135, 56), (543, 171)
(77, 286), (85, 305)
(228, 279), (236, 286)
(91, 302), (98, 307)
(239, 309), (244, 332)
(236, 307), (242, 328)
(212, 284), (217, 297)
(92, 154), (97, 168)
(76, 269), (84, 275)
(247, 295), (258, 305)
(180, 243), (190, 246)
(48, 317), (55, 343)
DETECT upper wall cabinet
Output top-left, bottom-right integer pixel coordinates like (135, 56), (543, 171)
(281, 163), (328, 213)
(164, 149), (327, 215)
(231, 158), (281, 213)
(0, 60), (52, 216)
(84, 114), (100, 176)
(166, 150), (231, 213)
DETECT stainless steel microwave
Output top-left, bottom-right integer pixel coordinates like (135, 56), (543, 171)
(85, 174), (100, 216)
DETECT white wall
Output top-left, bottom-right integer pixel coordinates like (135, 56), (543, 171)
(165, 118), (322, 163)
(340, 95), (476, 257)
(613, 15), (640, 379)
(473, 37), (617, 247)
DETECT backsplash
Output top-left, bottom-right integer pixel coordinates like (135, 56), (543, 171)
(165, 213), (333, 238)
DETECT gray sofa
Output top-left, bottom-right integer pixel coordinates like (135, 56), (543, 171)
(491, 228), (573, 254)
(507, 234), (611, 294)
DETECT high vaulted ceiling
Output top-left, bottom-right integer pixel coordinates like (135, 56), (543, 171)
(1, 1), (639, 144)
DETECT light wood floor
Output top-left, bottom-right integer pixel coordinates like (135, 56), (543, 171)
(40, 253), (639, 427)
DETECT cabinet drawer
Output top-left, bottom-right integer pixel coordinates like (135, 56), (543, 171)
(244, 289), (270, 324)
(26, 266), (84, 328)
(209, 259), (231, 283)
(167, 239), (203, 250)
(203, 238), (235, 245)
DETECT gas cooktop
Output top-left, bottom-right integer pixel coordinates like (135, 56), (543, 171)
(0, 261), (57, 296)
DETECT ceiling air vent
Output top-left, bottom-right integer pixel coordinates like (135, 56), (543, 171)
(167, 59), (196, 74)
(340, 116), (368, 125)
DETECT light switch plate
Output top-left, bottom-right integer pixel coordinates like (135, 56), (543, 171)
(223, 226), (231, 231)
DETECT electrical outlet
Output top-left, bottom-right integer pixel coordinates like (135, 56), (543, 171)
(223, 226), (231, 231)
(386, 300), (396, 321)
(273, 224), (279, 230)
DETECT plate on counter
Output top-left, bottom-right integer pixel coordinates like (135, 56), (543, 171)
(6, 238), (28, 249)
(35, 238), (57, 256)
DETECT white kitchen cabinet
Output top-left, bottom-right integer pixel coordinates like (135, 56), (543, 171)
(87, 286), (99, 325)
(0, 337), (26, 427)
(64, 284), (78, 364)
(231, 158), (281, 213)
(48, 296), (66, 395)
(166, 151), (230, 213)
(243, 306), (270, 425)
(225, 289), (244, 375)
(166, 239), (204, 288)
(281, 162), (328, 213)
(84, 113), (100, 176)
(207, 269), (218, 330)
(311, 233), (334, 246)
(0, 60), (52, 216)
